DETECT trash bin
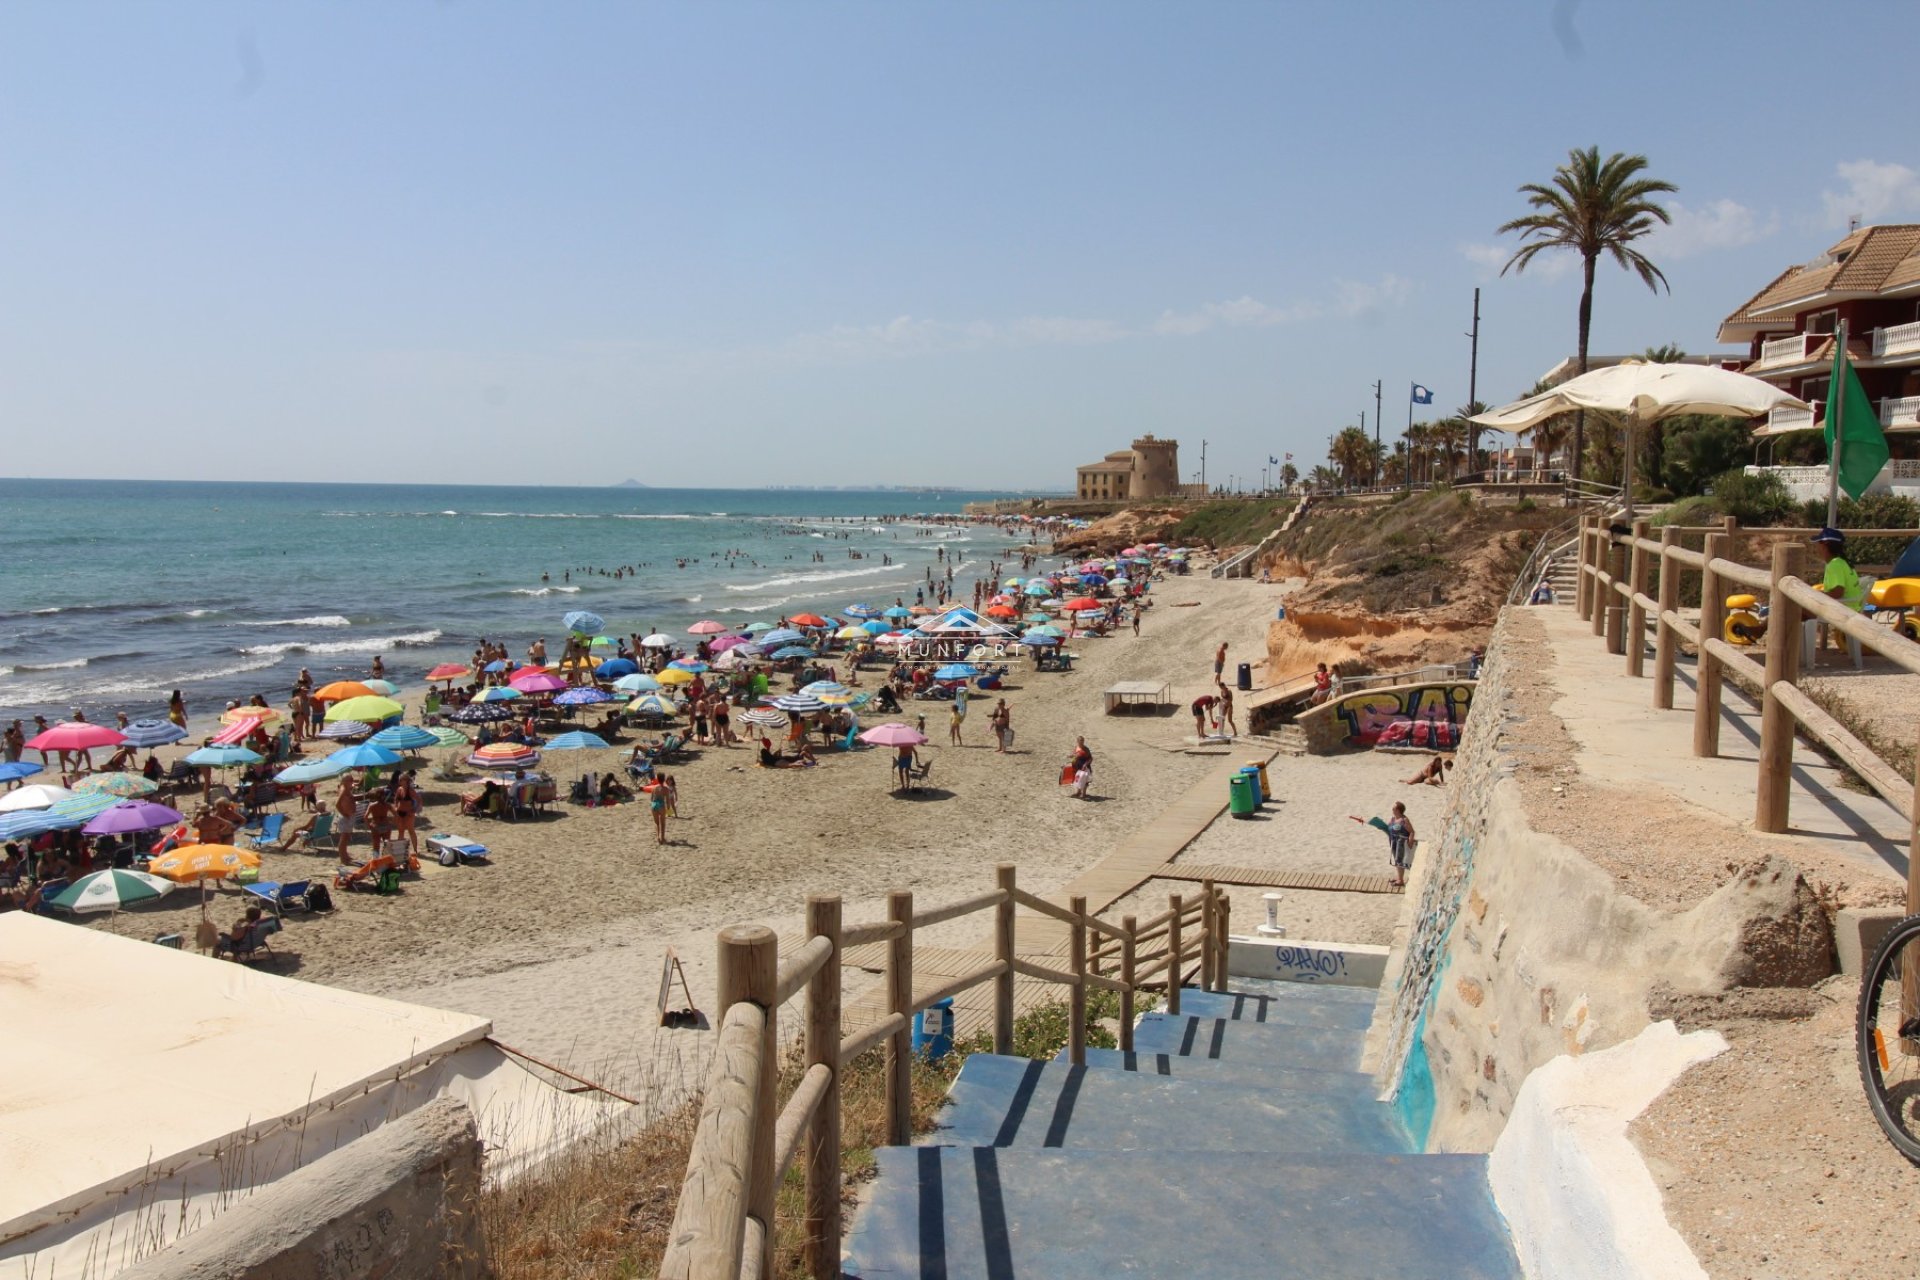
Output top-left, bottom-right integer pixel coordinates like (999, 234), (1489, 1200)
(1228, 773), (1256, 818)
(1247, 758), (1272, 800)
(1236, 661), (1252, 691)
(1275, 606), (1287, 621)
(914, 997), (955, 1061)
(1239, 765), (1266, 806)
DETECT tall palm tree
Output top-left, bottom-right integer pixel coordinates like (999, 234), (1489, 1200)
(1498, 147), (1676, 482)
(1328, 426), (1375, 488)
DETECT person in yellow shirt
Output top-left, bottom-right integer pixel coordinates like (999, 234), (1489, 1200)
(1811, 526), (1862, 654)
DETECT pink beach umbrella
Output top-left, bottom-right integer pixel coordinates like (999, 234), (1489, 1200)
(687, 620), (728, 635)
(508, 671), (568, 694)
(858, 723), (929, 747)
(26, 722), (126, 753)
(708, 635), (752, 652)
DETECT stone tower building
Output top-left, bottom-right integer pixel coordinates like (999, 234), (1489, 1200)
(1130, 435), (1180, 498)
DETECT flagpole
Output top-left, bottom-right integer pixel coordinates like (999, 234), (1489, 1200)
(1827, 319), (1847, 528)
(1406, 386), (1415, 492)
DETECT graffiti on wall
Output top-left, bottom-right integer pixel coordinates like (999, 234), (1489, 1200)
(1329, 683), (1474, 748)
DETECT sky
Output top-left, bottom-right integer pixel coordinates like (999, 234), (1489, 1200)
(4, 1), (1920, 491)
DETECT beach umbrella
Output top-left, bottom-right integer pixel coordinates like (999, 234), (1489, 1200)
(1021, 631), (1061, 646)
(789, 613), (829, 629)
(482, 659), (509, 673)
(509, 671), (568, 694)
(72, 772), (158, 798)
(468, 743), (541, 770)
(119, 719), (187, 748)
(713, 647), (761, 671)
(984, 605), (1018, 619)
(209, 719), (267, 747)
(860, 619), (891, 635)
(426, 726), (471, 749)
(709, 635), (753, 652)
(0, 784), (75, 812)
(547, 730), (612, 750)
(149, 845), (259, 883)
(934, 664), (978, 680)
(738, 707), (788, 730)
(476, 686), (522, 702)
(626, 693), (680, 717)
(1023, 581), (1053, 596)
(641, 633), (674, 648)
(858, 723), (928, 747)
(312, 680), (376, 703)
(874, 633), (912, 647)
(845, 603), (880, 618)
(554, 687), (613, 706)
(1002, 578), (1022, 588)
(613, 673), (661, 693)
(325, 695), (403, 723)
(761, 627), (805, 647)
(833, 625), (868, 640)
(316, 719), (372, 739)
(654, 667), (696, 686)
(82, 799), (183, 835)
(1024, 612), (1051, 625)
(909, 604), (934, 615)
(595, 657), (639, 678)
(0, 811), (61, 841)
(276, 757), (350, 784)
(427, 662), (472, 684)
(770, 645), (816, 660)
(0, 761), (45, 784)
(47, 793), (119, 824)
(742, 622), (775, 634)
(1062, 597), (1103, 613)
(50, 869), (175, 915)
(687, 620), (728, 635)
(563, 609), (605, 635)
(589, 635), (617, 649)
(27, 722), (126, 753)
(362, 679), (401, 697)
(326, 743), (404, 770)
(668, 658), (709, 673)
(772, 693), (827, 715)
(802, 681), (855, 706)
(220, 706), (282, 727)
(371, 724), (440, 751)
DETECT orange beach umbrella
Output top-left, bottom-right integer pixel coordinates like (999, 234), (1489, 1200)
(312, 681), (376, 703)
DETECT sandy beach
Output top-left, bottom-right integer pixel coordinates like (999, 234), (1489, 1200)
(40, 565), (1429, 1103)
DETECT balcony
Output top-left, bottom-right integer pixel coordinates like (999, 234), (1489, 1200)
(1767, 404), (1816, 433)
(1753, 332), (1820, 369)
(1872, 321), (1920, 360)
(1882, 396), (1920, 429)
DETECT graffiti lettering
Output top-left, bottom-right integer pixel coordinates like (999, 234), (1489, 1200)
(1328, 684), (1474, 747)
(1271, 946), (1348, 982)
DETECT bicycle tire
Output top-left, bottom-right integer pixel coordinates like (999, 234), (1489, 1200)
(1856, 912), (1920, 1165)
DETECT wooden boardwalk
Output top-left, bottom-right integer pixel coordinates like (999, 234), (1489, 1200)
(1154, 862), (1401, 895)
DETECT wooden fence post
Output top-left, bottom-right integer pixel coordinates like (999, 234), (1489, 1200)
(885, 890), (913, 1146)
(1068, 894), (1088, 1067)
(1653, 527), (1680, 709)
(803, 897), (841, 1280)
(1215, 893), (1231, 988)
(1721, 515), (1740, 566)
(1604, 530), (1628, 653)
(1200, 878), (1217, 992)
(1120, 915), (1137, 1053)
(1626, 518), (1650, 676)
(1755, 542), (1805, 833)
(993, 864), (1016, 1055)
(1575, 515), (1594, 621)
(1694, 532), (1730, 758)
(1166, 893), (1184, 1015)
(716, 924), (779, 1280)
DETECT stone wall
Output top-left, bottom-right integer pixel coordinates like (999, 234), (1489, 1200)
(1368, 610), (1832, 1152)
(117, 1097), (489, 1280)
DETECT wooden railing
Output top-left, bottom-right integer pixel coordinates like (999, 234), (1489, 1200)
(1570, 515), (1920, 925)
(658, 864), (1232, 1279)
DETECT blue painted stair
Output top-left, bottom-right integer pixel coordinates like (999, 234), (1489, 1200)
(843, 981), (1520, 1279)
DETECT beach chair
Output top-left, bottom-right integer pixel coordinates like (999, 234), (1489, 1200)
(244, 878), (312, 918)
(153, 933), (184, 949)
(31, 879), (70, 915)
(242, 814), (286, 849)
(161, 760), (198, 792)
(907, 757), (934, 792)
(299, 813), (335, 851)
(334, 855), (397, 894)
(227, 916), (283, 965)
(428, 834), (491, 866)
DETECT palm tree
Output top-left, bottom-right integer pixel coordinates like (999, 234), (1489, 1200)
(1328, 426), (1375, 488)
(1307, 464), (1339, 493)
(1430, 418), (1468, 481)
(1498, 147), (1676, 482)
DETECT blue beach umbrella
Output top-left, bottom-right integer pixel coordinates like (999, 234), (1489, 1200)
(119, 719), (188, 748)
(770, 645), (816, 660)
(476, 687), (522, 703)
(1024, 581), (1053, 596)
(48, 793), (119, 824)
(562, 610), (605, 635)
(371, 724), (440, 751)
(860, 619), (890, 635)
(844, 603), (880, 618)
(741, 622), (775, 634)
(554, 687), (613, 705)
(546, 730), (612, 750)
(882, 606), (913, 619)
(325, 743), (404, 770)
(276, 757), (349, 784)
(185, 745), (263, 769)
(668, 658), (708, 673)
(1020, 631), (1061, 646)
(594, 658), (638, 679)
(0, 811), (61, 841)
(772, 693), (827, 714)
(0, 762), (43, 784)
(934, 664), (979, 680)
(317, 719), (372, 740)
(761, 628), (805, 647)
(483, 659), (509, 673)
(613, 673), (661, 693)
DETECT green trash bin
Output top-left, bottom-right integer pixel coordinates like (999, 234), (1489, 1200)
(1228, 773), (1256, 818)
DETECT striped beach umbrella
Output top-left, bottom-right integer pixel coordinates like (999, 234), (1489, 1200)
(50, 869), (175, 914)
(771, 693), (827, 715)
(563, 609), (605, 635)
(476, 686), (522, 702)
(801, 681), (855, 706)
(426, 726), (472, 749)
(316, 720), (372, 740)
(760, 628), (805, 647)
(468, 743), (541, 770)
(626, 693), (679, 717)
(738, 707), (788, 730)
(371, 724), (440, 751)
(119, 719), (186, 748)
(184, 745), (263, 769)
(546, 730), (612, 750)
(276, 757), (350, 784)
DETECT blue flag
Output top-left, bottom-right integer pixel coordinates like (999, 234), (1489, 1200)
(1411, 383), (1434, 405)
(1269, 456), (1279, 465)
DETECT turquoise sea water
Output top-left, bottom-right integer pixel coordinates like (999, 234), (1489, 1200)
(0, 480), (1027, 722)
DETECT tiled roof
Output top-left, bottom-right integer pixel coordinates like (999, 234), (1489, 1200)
(1722, 225), (1920, 328)
(1077, 460), (1135, 474)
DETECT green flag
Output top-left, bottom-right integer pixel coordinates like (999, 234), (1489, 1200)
(1825, 344), (1888, 500)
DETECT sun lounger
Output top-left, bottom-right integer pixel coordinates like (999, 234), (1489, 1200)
(153, 933), (184, 949)
(334, 855), (398, 893)
(427, 834), (491, 866)
(244, 878), (312, 917)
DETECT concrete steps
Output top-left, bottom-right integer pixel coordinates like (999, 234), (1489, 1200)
(842, 981), (1521, 1277)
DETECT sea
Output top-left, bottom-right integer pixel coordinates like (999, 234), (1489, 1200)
(0, 479), (1037, 724)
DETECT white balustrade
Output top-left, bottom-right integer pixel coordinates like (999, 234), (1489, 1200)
(1768, 404), (1815, 432)
(1871, 321), (1920, 359)
(1880, 396), (1920, 428)
(1757, 333), (1814, 367)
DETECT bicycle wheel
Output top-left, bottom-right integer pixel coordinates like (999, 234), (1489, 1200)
(1857, 913), (1920, 1164)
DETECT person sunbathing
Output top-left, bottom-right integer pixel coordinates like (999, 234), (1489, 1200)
(1403, 755), (1455, 787)
(598, 773), (632, 803)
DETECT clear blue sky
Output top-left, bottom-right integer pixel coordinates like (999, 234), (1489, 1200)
(4, 1), (1918, 490)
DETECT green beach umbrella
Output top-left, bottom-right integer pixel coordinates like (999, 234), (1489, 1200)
(50, 869), (174, 915)
(325, 695), (404, 723)
(72, 772), (158, 799)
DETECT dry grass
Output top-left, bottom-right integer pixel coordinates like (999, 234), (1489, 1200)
(480, 992), (1139, 1278)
